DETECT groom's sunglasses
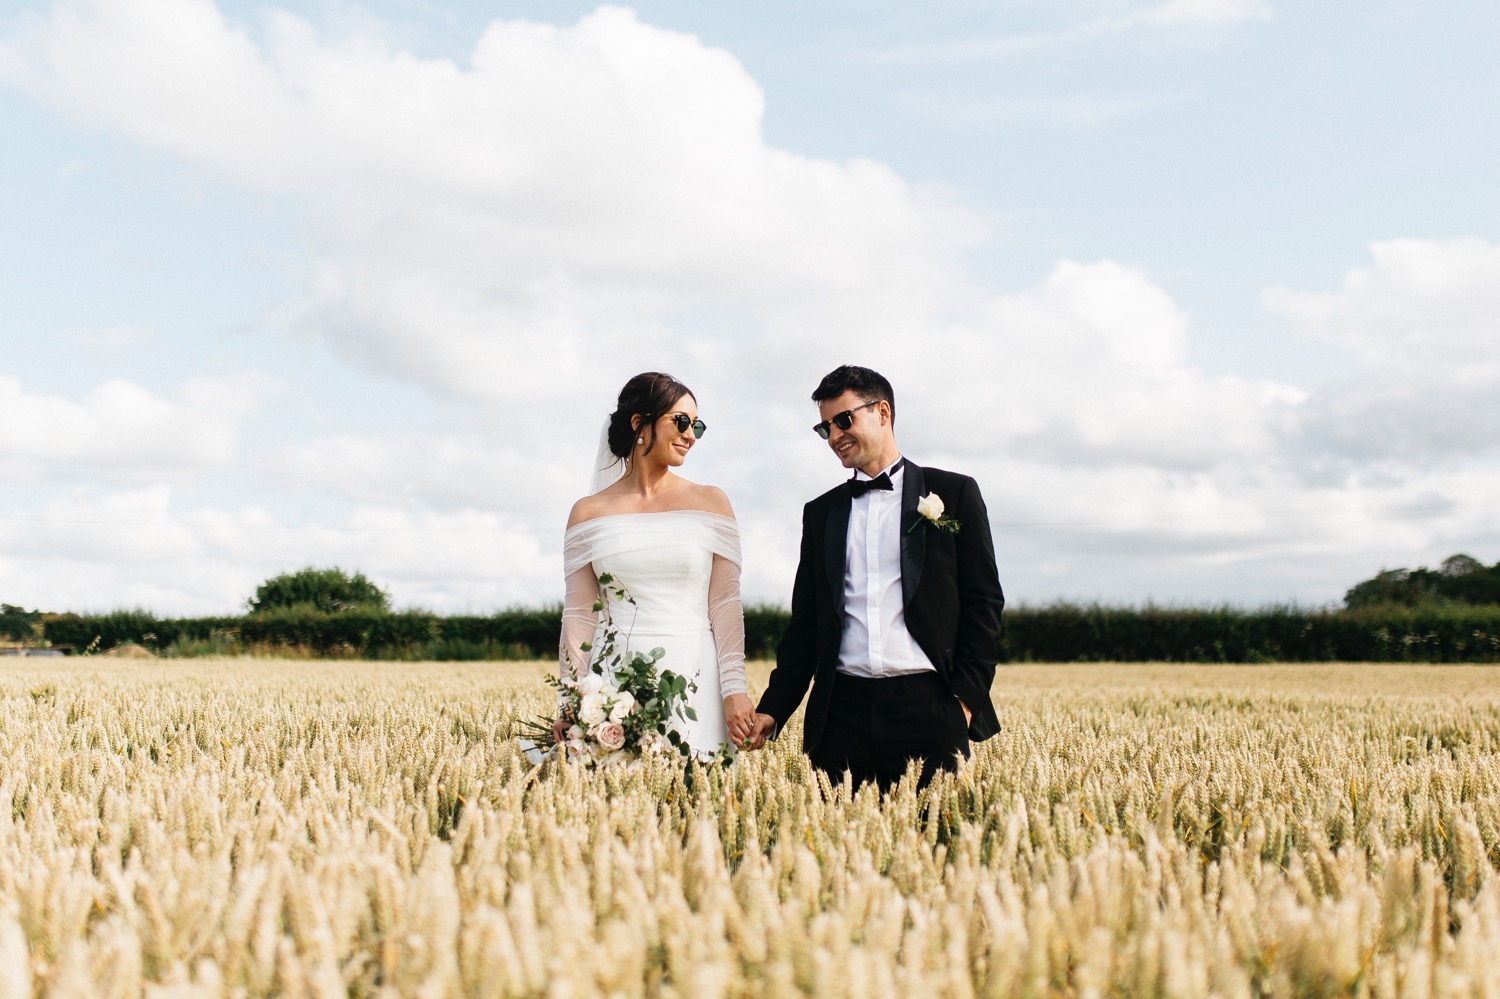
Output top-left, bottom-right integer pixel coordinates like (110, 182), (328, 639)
(813, 399), (880, 439)
(666, 413), (708, 439)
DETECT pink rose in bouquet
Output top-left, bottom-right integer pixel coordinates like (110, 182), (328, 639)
(594, 722), (626, 751)
(523, 574), (720, 765)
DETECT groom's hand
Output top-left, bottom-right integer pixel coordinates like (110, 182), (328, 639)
(747, 712), (776, 750)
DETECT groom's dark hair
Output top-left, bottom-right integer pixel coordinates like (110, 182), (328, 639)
(812, 365), (895, 426)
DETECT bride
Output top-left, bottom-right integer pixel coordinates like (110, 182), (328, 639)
(557, 372), (754, 754)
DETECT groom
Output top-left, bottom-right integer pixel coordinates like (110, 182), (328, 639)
(746, 365), (1005, 790)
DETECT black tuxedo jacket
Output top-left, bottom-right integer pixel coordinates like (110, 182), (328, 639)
(757, 460), (1005, 754)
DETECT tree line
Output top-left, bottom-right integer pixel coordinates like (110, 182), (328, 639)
(6, 557), (1500, 662)
(1343, 553), (1500, 609)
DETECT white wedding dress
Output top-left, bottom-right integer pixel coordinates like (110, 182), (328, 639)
(561, 511), (747, 755)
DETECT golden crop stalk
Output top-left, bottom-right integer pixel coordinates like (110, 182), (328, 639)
(0, 660), (1496, 997)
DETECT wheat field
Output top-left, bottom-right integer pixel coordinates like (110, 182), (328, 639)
(1, 659), (1497, 998)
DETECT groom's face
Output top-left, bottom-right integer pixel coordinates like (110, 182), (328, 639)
(819, 390), (890, 474)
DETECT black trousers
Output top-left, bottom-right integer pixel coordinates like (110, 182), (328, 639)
(809, 670), (970, 792)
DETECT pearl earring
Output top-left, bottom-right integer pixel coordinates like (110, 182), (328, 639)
(637, 436), (644, 444)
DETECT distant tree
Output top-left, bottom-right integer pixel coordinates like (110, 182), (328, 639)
(1441, 554), (1483, 577)
(248, 568), (390, 614)
(1438, 553), (1500, 605)
(1344, 553), (1500, 609)
(1344, 569), (1420, 609)
(0, 603), (42, 641)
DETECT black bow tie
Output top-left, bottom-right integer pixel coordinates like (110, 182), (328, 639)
(848, 472), (894, 497)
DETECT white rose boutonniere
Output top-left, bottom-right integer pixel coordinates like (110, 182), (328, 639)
(911, 491), (961, 534)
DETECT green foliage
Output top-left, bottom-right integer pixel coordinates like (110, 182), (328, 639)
(33, 598), (1500, 663)
(41, 612), (248, 653)
(42, 610), (175, 652)
(1344, 552), (1500, 609)
(743, 604), (790, 660)
(997, 602), (1500, 663)
(0, 603), (42, 642)
(439, 608), (560, 655)
(248, 566), (390, 614)
(237, 607), (437, 656)
(160, 630), (244, 658)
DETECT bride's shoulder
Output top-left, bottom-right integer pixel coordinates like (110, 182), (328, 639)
(567, 493), (615, 529)
(679, 481), (735, 519)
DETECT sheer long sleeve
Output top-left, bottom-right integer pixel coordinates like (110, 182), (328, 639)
(560, 564), (601, 680)
(708, 553), (748, 697)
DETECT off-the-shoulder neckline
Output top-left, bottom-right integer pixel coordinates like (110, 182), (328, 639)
(566, 509), (738, 532)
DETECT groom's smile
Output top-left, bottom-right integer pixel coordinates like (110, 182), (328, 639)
(818, 390), (897, 477)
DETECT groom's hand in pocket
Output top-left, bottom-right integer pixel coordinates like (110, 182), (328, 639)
(723, 694), (756, 746)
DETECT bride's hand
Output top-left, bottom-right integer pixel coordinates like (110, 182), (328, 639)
(723, 693), (755, 746)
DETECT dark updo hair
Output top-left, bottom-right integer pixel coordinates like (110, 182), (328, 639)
(811, 365), (895, 426)
(606, 372), (696, 462)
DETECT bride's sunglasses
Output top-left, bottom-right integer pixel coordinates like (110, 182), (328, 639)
(813, 399), (880, 439)
(666, 413), (708, 439)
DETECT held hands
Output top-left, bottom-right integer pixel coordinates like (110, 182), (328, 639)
(723, 695), (777, 750)
(723, 693), (756, 746)
(746, 712), (776, 749)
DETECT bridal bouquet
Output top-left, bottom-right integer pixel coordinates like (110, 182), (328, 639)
(520, 573), (700, 766)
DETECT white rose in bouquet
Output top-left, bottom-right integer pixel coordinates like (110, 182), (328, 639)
(579, 690), (609, 726)
(608, 690), (636, 721)
(523, 574), (710, 765)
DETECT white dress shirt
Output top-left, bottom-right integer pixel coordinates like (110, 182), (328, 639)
(837, 458), (937, 678)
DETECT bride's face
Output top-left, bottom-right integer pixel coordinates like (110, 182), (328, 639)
(642, 393), (700, 467)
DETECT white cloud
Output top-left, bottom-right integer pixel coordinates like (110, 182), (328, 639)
(1, 1), (976, 406)
(4, 485), (198, 564)
(890, 259), (1307, 471)
(0, 487), (557, 615)
(0, 375), (258, 481)
(275, 433), (575, 516)
(1266, 238), (1500, 465)
(1264, 237), (1500, 372)
(2, 2), (1496, 617)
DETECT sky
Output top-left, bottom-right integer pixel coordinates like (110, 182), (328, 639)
(1, 0), (1497, 616)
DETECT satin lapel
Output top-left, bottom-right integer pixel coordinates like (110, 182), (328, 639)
(824, 489), (852, 613)
(901, 460), (925, 608)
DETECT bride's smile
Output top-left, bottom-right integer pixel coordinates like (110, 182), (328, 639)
(651, 400), (703, 466)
